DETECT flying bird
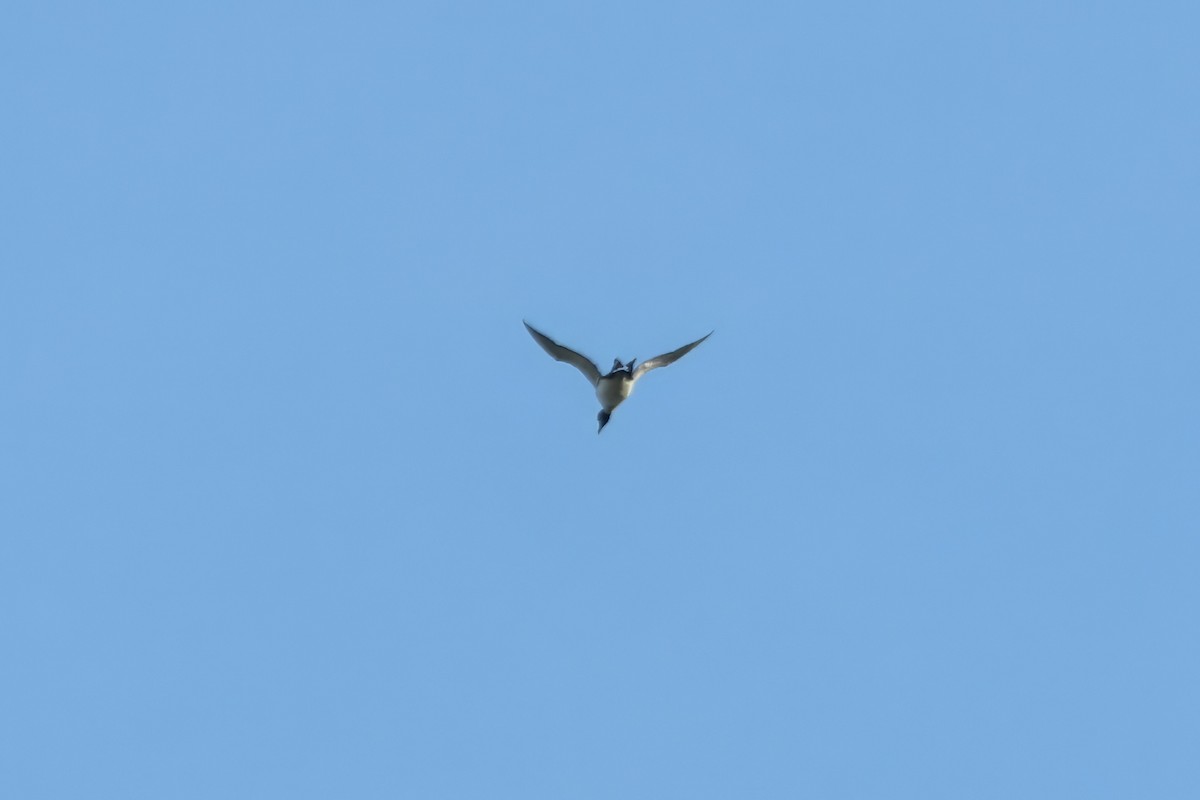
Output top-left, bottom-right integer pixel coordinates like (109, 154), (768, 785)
(523, 321), (712, 433)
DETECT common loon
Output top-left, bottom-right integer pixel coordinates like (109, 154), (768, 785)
(523, 321), (712, 433)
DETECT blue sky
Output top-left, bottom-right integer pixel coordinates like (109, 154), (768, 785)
(3, 1), (1198, 797)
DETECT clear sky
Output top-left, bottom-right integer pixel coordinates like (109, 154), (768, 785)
(3, 2), (1198, 797)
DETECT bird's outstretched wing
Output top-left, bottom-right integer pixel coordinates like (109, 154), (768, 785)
(523, 321), (601, 387)
(632, 331), (713, 381)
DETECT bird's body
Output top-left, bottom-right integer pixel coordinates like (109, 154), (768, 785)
(596, 370), (635, 410)
(523, 321), (712, 432)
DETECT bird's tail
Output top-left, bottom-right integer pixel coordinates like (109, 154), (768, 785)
(597, 410), (611, 434)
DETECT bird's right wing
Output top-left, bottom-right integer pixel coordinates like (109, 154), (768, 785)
(523, 321), (601, 386)
(632, 331), (713, 381)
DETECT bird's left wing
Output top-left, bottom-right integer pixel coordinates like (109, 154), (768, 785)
(523, 321), (601, 386)
(632, 331), (713, 381)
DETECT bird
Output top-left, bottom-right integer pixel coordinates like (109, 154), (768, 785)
(523, 320), (712, 433)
